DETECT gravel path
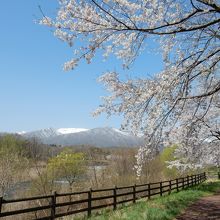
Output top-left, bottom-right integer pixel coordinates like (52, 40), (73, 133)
(175, 191), (220, 220)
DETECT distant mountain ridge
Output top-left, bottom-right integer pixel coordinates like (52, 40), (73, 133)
(18, 127), (144, 148)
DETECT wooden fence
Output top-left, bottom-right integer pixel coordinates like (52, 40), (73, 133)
(0, 172), (206, 220)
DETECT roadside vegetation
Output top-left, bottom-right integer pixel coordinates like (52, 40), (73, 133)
(78, 181), (220, 220)
(0, 134), (205, 199)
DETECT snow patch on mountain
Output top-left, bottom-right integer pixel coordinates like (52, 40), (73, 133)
(22, 128), (59, 139)
(17, 131), (27, 135)
(57, 128), (89, 134)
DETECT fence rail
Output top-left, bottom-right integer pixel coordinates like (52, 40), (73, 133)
(0, 172), (206, 219)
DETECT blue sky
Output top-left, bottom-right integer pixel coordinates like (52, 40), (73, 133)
(0, 0), (163, 132)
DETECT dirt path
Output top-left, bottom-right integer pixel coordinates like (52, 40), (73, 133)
(175, 191), (220, 220)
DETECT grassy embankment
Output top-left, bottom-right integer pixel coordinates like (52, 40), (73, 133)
(74, 180), (220, 220)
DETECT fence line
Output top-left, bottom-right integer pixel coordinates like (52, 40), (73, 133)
(0, 172), (206, 219)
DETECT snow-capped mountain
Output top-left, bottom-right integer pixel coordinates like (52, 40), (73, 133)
(19, 127), (144, 148)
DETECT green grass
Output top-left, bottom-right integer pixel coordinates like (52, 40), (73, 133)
(76, 181), (220, 220)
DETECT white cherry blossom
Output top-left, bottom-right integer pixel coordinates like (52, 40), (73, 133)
(40, 0), (220, 172)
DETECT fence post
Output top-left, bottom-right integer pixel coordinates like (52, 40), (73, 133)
(113, 186), (117, 210)
(187, 175), (189, 187)
(148, 183), (151, 200)
(176, 179), (179, 192)
(133, 184), (136, 203)
(160, 182), (163, 196)
(169, 180), (172, 195)
(0, 197), (3, 214)
(51, 191), (57, 220)
(190, 176), (193, 187)
(88, 188), (92, 218)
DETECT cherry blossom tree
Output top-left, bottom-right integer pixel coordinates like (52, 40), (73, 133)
(40, 0), (220, 173)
